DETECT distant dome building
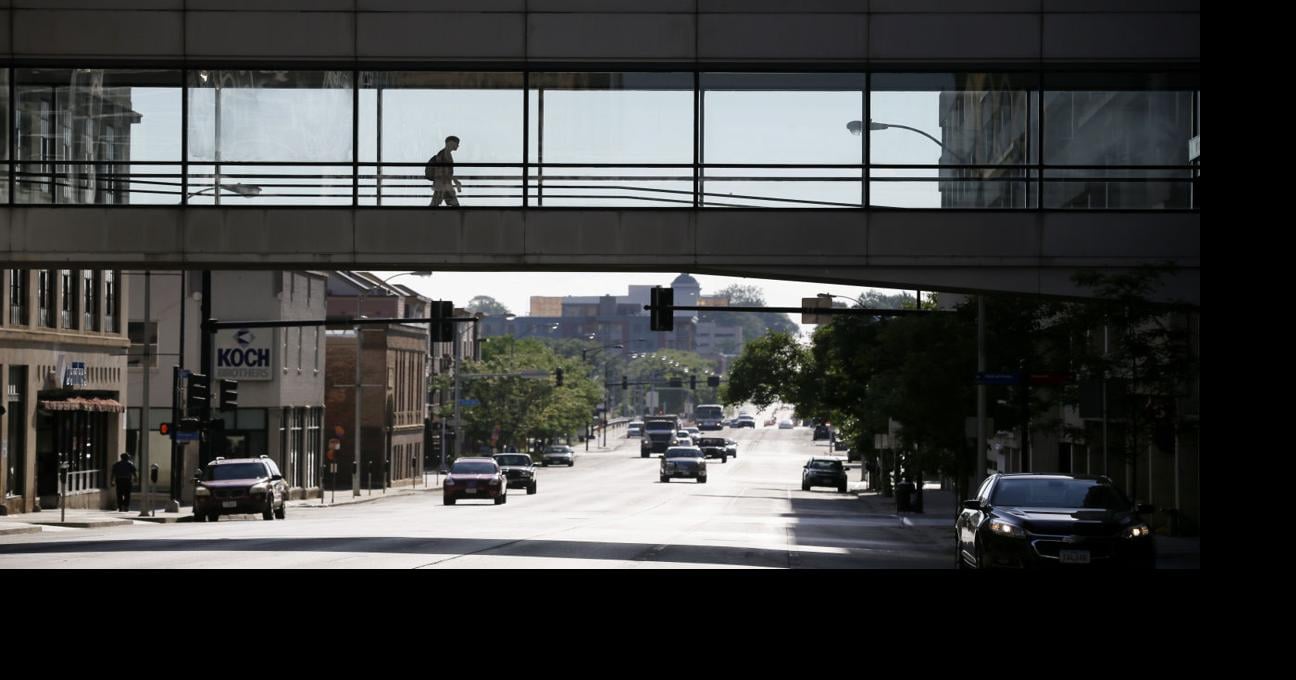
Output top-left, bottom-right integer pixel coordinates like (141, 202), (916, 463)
(671, 273), (700, 317)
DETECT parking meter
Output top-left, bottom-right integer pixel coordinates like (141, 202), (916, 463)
(150, 464), (159, 483)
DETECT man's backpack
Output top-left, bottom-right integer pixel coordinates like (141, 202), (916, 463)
(424, 152), (440, 182)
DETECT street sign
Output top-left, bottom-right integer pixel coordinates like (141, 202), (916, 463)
(459, 398), (481, 407)
(975, 372), (1022, 385)
(175, 431), (200, 442)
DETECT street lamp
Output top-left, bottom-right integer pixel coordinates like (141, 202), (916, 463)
(351, 271), (431, 497)
(848, 119), (967, 164)
(579, 343), (623, 449)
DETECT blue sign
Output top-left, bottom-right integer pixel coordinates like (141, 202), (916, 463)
(975, 372), (1022, 386)
(175, 431), (200, 442)
(459, 399), (481, 408)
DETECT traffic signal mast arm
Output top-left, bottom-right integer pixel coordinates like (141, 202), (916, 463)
(643, 304), (937, 317)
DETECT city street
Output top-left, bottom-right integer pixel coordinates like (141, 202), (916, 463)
(0, 425), (949, 569)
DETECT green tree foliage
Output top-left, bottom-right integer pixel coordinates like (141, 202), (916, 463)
(466, 295), (511, 317)
(699, 283), (799, 341)
(457, 337), (601, 452)
(622, 348), (721, 414)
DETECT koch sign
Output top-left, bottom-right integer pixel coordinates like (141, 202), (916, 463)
(215, 328), (273, 381)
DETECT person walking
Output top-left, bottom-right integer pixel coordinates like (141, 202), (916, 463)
(110, 452), (137, 512)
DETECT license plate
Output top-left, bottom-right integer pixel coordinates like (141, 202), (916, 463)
(465, 487), (477, 494)
(1059, 549), (1091, 564)
(221, 501), (237, 509)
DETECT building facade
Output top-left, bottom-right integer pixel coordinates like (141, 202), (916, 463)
(1, 268), (127, 514)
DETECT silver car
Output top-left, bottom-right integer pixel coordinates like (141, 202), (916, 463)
(660, 447), (707, 484)
(542, 444), (575, 467)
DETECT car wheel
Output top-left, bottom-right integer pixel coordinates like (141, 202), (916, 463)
(569, 460), (574, 467)
(207, 512), (220, 523)
(956, 536), (971, 571)
(262, 496), (275, 520)
(192, 512), (204, 523)
(660, 475), (670, 484)
(528, 482), (537, 495)
(275, 501), (287, 520)
(801, 483), (810, 491)
(838, 483), (848, 494)
(698, 476), (707, 484)
(641, 451), (648, 458)
(495, 494), (507, 505)
(722, 455), (728, 464)
(444, 497), (455, 506)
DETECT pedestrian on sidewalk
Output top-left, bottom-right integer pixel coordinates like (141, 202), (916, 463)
(110, 453), (137, 512)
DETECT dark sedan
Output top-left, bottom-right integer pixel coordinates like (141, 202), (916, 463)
(443, 457), (508, 505)
(493, 453), (538, 495)
(695, 437), (730, 463)
(956, 474), (1156, 569)
(802, 457), (848, 493)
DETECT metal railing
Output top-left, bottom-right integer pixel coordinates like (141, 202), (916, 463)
(6, 160), (1199, 210)
(64, 468), (100, 495)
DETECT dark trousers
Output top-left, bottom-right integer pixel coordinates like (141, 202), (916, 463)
(115, 478), (133, 511)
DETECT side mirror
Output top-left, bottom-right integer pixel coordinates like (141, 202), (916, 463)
(961, 499), (984, 511)
(1137, 503), (1156, 514)
(271, 474), (283, 481)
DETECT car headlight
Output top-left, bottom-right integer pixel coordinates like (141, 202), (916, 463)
(195, 486), (210, 497)
(489, 478), (500, 486)
(987, 519), (1025, 538)
(445, 478), (456, 486)
(1123, 523), (1152, 539)
(249, 482), (268, 495)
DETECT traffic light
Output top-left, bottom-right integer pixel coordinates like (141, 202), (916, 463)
(707, 375), (721, 387)
(186, 373), (210, 414)
(622, 376), (628, 390)
(555, 368), (564, 387)
(159, 422), (172, 436)
(690, 375), (697, 391)
(219, 378), (239, 413)
(650, 286), (673, 332)
(432, 300), (455, 343)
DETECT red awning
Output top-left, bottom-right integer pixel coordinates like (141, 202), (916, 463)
(39, 397), (126, 413)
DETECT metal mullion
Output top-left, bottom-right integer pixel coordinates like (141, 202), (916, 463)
(8, 66), (15, 205)
(352, 68), (359, 207)
(1037, 67), (1045, 211)
(694, 70), (701, 208)
(523, 70), (529, 207)
(863, 70), (869, 208)
(181, 68), (188, 206)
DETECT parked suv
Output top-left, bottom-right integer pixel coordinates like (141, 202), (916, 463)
(193, 456), (288, 522)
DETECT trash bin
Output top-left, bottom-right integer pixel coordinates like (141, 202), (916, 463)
(895, 480), (916, 512)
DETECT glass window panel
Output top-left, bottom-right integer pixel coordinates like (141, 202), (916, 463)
(1042, 72), (1197, 209)
(358, 71), (523, 207)
(187, 70), (352, 206)
(870, 72), (1036, 209)
(529, 72), (693, 207)
(703, 73), (864, 208)
(14, 69), (181, 205)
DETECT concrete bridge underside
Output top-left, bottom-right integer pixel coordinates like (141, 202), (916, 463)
(1, 208), (1200, 304)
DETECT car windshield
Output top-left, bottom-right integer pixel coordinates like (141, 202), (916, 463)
(451, 461), (497, 475)
(645, 422), (675, 431)
(665, 448), (701, 459)
(698, 438), (725, 446)
(495, 455), (531, 467)
(806, 460), (841, 471)
(206, 463), (267, 480)
(992, 478), (1131, 510)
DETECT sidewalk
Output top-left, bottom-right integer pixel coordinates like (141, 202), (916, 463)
(0, 473), (444, 532)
